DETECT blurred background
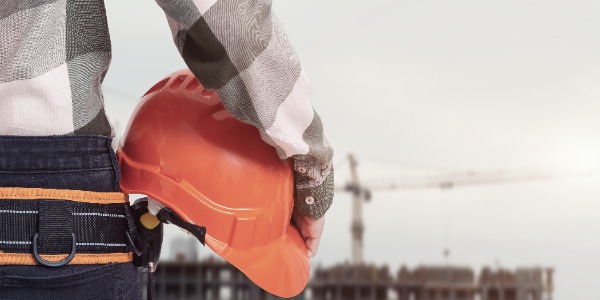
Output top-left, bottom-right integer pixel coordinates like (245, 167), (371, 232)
(102, 0), (600, 299)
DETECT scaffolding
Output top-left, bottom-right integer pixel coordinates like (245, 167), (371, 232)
(142, 257), (305, 300)
(144, 260), (553, 300)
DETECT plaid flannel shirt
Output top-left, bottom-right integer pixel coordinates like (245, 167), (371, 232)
(0, 0), (333, 218)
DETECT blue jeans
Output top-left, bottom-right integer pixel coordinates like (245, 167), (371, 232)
(0, 135), (141, 299)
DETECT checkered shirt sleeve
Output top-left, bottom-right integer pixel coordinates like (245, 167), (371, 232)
(155, 0), (334, 218)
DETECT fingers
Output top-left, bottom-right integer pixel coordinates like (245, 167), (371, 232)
(305, 236), (321, 257)
(291, 211), (326, 257)
(301, 216), (325, 257)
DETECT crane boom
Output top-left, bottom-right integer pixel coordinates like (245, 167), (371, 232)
(356, 170), (568, 191)
(336, 154), (589, 265)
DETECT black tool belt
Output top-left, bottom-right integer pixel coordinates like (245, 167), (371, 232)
(0, 187), (207, 300)
(0, 187), (133, 266)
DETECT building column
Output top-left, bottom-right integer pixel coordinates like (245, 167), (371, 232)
(480, 287), (488, 300)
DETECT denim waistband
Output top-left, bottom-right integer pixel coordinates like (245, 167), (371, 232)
(0, 135), (120, 192)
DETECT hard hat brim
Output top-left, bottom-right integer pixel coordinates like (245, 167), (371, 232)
(205, 225), (310, 298)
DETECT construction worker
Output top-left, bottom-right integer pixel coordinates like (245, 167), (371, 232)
(0, 0), (333, 299)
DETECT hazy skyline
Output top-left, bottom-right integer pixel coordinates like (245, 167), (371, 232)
(103, 1), (600, 298)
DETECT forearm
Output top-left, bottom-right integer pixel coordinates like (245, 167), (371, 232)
(155, 0), (333, 218)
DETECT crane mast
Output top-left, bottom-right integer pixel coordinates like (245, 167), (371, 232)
(348, 154), (364, 265)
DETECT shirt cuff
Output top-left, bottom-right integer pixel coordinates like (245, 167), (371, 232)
(293, 158), (334, 219)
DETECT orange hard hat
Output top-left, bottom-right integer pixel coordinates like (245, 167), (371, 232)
(117, 69), (310, 297)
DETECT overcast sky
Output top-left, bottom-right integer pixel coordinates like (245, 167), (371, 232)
(102, 1), (600, 298)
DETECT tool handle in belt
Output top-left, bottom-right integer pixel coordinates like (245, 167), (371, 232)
(125, 197), (206, 300)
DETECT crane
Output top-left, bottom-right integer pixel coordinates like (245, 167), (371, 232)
(337, 153), (587, 265)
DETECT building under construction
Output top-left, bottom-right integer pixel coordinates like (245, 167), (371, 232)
(146, 258), (553, 300)
(145, 155), (557, 300)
